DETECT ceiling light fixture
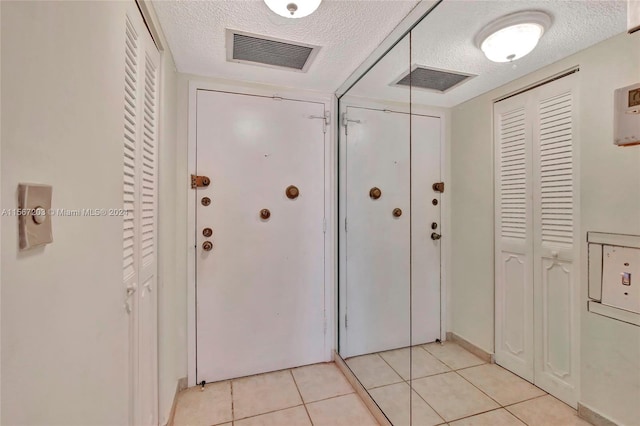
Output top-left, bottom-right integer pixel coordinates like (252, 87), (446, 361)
(264, 0), (322, 18)
(475, 11), (551, 63)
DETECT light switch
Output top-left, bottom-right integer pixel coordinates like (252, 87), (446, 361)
(602, 245), (640, 313)
(18, 183), (53, 250)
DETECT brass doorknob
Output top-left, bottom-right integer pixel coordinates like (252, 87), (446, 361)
(393, 208), (402, 217)
(286, 185), (300, 199)
(369, 187), (382, 200)
(202, 241), (213, 251)
(431, 232), (442, 240)
(260, 209), (271, 220)
(203, 228), (213, 237)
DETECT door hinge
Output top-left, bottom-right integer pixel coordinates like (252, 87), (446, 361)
(191, 174), (211, 189)
(309, 111), (331, 133)
(323, 217), (327, 233)
(342, 112), (361, 136)
(323, 315), (327, 335)
(344, 314), (348, 329)
(344, 218), (348, 232)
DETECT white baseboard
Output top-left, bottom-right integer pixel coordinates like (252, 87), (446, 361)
(578, 402), (619, 426)
(165, 377), (188, 426)
(446, 331), (494, 364)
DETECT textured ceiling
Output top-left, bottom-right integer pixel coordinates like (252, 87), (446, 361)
(348, 0), (627, 107)
(152, 0), (423, 92)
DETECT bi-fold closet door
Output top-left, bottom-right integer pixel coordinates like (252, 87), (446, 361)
(494, 74), (579, 407)
(122, 3), (160, 425)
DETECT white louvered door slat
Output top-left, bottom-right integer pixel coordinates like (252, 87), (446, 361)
(532, 76), (579, 408)
(495, 74), (579, 408)
(494, 94), (534, 382)
(123, 3), (159, 426)
(123, 14), (138, 308)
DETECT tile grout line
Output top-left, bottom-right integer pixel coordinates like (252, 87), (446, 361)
(373, 346), (450, 425)
(503, 393), (549, 409)
(289, 369), (315, 426)
(406, 378), (447, 425)
(230, 380), (235, 423)
(421, 342), (487, 372)
(453, 369), (504, 408)
(446, 407), (514, 425)
(376, 352), (409, 383)
(414, 346), (517, 424)
(231, 404), (307, 423)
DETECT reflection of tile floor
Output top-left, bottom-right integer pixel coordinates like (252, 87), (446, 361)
(171, 363), (377, 426)
(346, 341), (590, 426)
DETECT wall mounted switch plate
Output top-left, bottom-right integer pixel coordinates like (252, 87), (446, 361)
(602, 245), (640, 313)
(18, 183), (53, 250)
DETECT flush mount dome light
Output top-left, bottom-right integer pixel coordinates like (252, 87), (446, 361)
(475, 11), (551, 63)
(264, 0), (322, 18)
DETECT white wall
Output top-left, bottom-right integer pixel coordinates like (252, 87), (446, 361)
(1, 1), (179, 424)
(157, 48), (182, 426)
(451, 32), (640, 425)
(1, 2), (131, 424)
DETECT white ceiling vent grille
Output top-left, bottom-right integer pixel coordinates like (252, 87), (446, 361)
(393, 65), (475, 93)
(227, 30), (320, 72)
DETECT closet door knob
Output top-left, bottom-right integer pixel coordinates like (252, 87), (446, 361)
(202, 241), (213, 251)
(431, 232), (441, 240)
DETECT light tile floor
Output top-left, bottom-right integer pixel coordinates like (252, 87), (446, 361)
(172, 362), (377, 426)
(346, 341), (590, 426)
(171, 342), (589, 426)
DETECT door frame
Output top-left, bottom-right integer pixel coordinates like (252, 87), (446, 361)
(186, 80), (336, 386)
(337, 96), (450, 356)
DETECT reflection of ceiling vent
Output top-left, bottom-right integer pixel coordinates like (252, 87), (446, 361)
(392, 65), (475, 93)
(226, 30), (320, 72)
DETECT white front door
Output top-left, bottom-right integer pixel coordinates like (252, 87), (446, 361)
(343, 106), (441, 358)
(195, 90), (327, 383)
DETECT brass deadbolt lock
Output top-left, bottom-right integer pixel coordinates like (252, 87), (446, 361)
(369, 187), (382, 200)
(203, 228), (213, 237)
(202, 241), (213, 251)
(393, 208), (402, 217)
(432, 182), (445, 193)
(260, 209), (271, 220)
(431, 222), (438, 230)
(432, 199), (438, 206)
(201, 197), (211, 206)
(191, 174), (211, 189)
(286, 185), (300, 200)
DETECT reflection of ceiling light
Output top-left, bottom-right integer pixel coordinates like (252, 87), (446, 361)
(264, 0), (322, 18)
(475, 11), (551, 63)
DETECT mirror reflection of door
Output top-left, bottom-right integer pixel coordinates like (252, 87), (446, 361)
(343, 106), (442, 358)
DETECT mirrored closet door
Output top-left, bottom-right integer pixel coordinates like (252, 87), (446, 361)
(336, 1), (634, 424)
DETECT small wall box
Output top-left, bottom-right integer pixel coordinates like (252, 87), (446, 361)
(614, 82), (640, 146)
(588, 232), (640, 326)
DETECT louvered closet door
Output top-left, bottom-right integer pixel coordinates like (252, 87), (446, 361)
(494, 93), (535, 382)
(532, 75), (579, 407)
(122, 4), (159, 425)
(495, 74), (578, 407)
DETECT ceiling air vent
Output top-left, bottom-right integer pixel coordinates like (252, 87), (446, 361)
(226, 30), (320, 72)
(392, 65), (476, 93)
